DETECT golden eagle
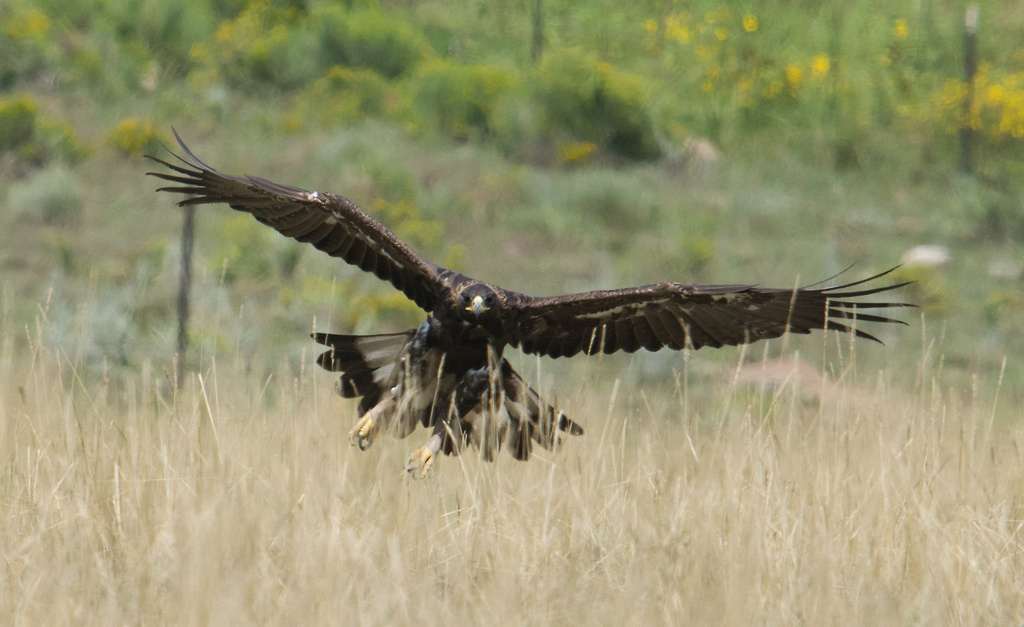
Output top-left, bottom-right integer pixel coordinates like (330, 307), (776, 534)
(149, 131), (911, 477)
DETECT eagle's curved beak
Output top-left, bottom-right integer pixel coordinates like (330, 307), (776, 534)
(470, 295), (488, 318)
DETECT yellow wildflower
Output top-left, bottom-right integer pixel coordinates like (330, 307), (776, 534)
(558, 141), (598, 165)
(811, 54), (830, 80)
(189, 42), (209, 62)
(645, 19), (658, 33)
(743, 13), (758, 32)
(785, 64), (804, 88)
(214, 20), (236, 45)
(937, 79), (967, 109)
(893, 19), (908, 40)
(669, 24), (691, 44)
(6, 8), (51, 39)
(1002, 113), (1024, 138)
(715, 27), (729, 41)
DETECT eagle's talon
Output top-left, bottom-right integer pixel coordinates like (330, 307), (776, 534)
(404, 447), (434, 479)
(348, 415), (378, 450)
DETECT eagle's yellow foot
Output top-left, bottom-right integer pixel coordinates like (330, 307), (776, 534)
(404, 446), (435, 479)
(348, 414), (378, 451)
(405, 434), (443, 478)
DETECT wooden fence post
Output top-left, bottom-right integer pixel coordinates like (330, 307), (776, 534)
(176, 204), (195, 390)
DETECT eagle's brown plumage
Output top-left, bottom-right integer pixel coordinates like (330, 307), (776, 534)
(148, 130), (912, 477)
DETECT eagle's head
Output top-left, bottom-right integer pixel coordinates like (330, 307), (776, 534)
(456, 283), (501, 327)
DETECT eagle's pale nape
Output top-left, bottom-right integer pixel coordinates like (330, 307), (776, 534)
(148, 130), (913, 478)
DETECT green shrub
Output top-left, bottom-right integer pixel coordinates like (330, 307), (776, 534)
(284, 66), (397, 131)
(314, 7), (431, 79)
(0, 94), (91, 164)
(189, 2), (317, 92)
(7, 165), (84, 227)
(415, 59), (519, 140)
(189, 3), (429, 94)
(533, 49), (661, 161)
(984, 288), (1023, 330)
(566, 170), (658, 235)
(373, 198), (444, 250)
(363, 161), (419, 205)
(954, 174), (1024, 241)
(893, 265), (949, 317)
(0, 94), (37, 153)
(121, 238), (169, 286)
(35, 228), (76, 276)
(93, 0), (220, 66)
(66, 47), (107, 90)
(37, 118), (92, 164)
(211, 215), (275, 284)
(106, 117), (167, 157)
(0, 6), (60, 89)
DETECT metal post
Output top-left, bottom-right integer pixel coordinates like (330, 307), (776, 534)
(531, 0), (544, 63)
(960, 4), (979, 174)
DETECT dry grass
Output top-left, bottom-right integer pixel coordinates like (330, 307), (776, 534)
(2, 325), (1023, 626)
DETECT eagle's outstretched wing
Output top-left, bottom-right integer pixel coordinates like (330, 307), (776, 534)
(147, 129), (445, 312)
(505, 268), (912, 358)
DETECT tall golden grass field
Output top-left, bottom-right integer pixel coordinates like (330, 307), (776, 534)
(2, 320), (1022, 625)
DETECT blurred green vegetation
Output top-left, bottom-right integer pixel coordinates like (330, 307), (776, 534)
(0, 0), (1022, 397)
(0, 94), (91, 164)
(533, 48), (660, 160)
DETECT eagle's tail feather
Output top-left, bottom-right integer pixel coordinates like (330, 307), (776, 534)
(499, 362), (583, 461)
(312, 330), (415, 402)
(450, 362), (582, 462)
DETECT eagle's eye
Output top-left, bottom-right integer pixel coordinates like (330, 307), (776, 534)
(484, 294), (496, 307)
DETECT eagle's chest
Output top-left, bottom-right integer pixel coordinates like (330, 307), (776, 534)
(426, 316), (504, 376)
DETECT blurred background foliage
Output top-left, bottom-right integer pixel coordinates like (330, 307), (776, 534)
(1, 0), (1023, 393)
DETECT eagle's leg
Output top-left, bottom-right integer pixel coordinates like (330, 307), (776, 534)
(348, 387), (397, 450)
(404, 420), (446, 479)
